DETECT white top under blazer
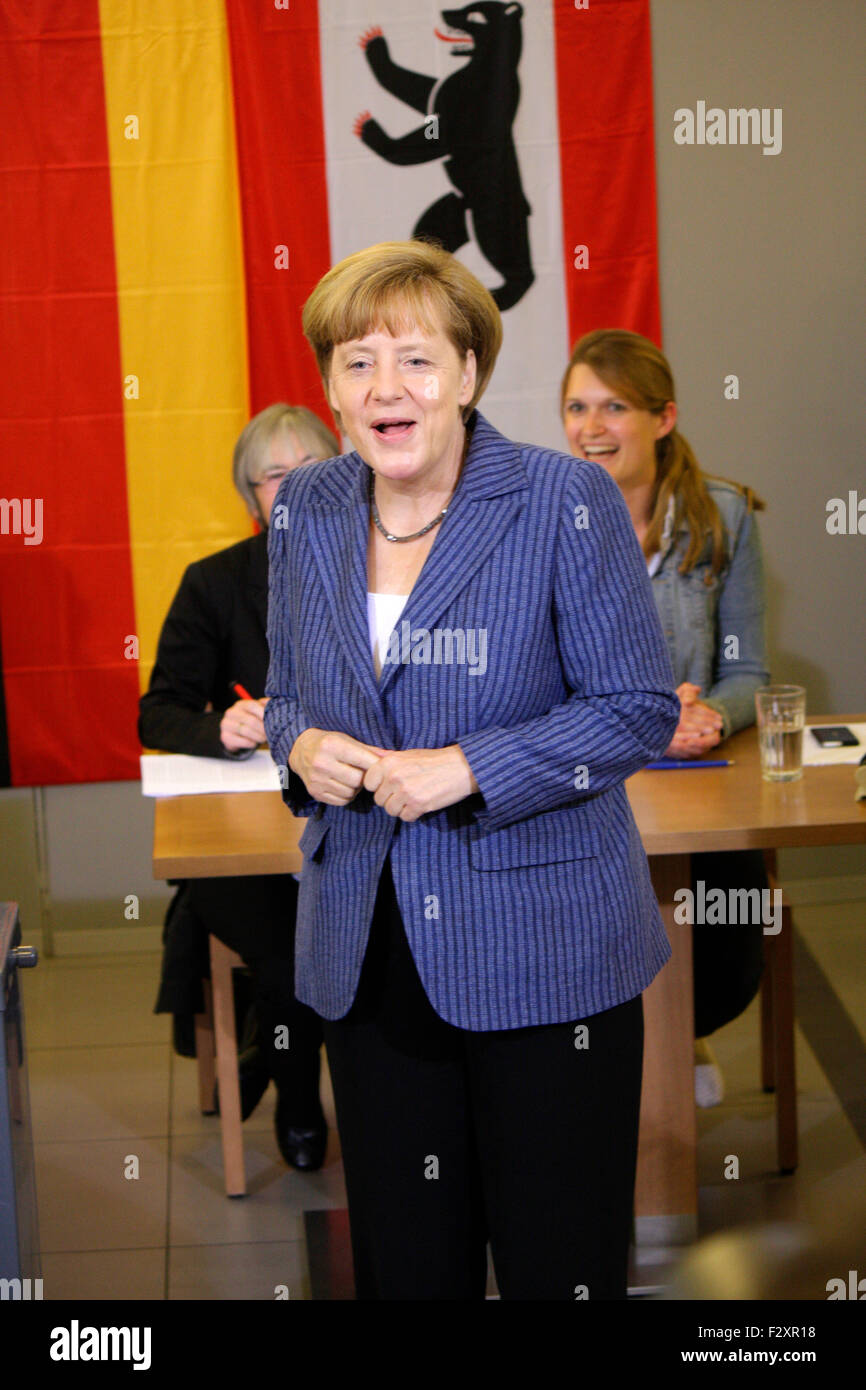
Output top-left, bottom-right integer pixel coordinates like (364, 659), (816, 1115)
(366, 592), (409, 679)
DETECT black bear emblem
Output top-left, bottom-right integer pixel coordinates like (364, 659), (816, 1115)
(354, 3), (534, 311)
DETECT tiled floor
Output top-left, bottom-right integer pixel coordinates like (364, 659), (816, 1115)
(19, 895), (866, 1300)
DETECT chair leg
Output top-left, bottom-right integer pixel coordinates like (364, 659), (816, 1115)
(772, 903), (798, 1173)
(195, 980), (216, 1115)
(209, 935), (246, 1197)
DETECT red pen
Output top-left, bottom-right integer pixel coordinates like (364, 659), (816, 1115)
(231, 681), (255, 702)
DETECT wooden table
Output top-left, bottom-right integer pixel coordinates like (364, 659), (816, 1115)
(153, 788), (303, 879)
(152, 717), (866, 1241)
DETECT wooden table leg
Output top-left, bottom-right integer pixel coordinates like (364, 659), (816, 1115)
(209, 935), (246, 1198)
(634, 853), (697, 1246)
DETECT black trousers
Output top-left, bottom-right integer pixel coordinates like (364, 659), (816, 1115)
(155, 874), (324, 1125)
(322, 855), (644, 1301)
(692, 850), (766, 1038)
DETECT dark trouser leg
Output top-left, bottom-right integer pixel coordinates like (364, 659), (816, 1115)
(253, 959), (324, 1126)
(692, 850), (766, 1037)
(322, 859), (488, 1301)
(467, 994), (644, 1300)
(154, 881), (209, 1019)
(323, 858), (643, 1300)
(185, 874), (324, 1124)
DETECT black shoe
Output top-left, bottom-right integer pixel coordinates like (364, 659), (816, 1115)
(213, 1045), (271, 1122)
(275, 1097), (327, 1171)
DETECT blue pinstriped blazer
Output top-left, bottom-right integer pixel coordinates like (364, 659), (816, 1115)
(264, 411), (679, 1030)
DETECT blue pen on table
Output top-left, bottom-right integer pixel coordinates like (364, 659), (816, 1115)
(645, 758), (734, 769)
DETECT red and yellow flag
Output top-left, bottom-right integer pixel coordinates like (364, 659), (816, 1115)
(0, 0), (659, 786)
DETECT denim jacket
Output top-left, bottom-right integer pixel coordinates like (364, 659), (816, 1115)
(649, 480), (769, 738)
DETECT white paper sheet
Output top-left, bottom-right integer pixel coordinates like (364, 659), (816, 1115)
(140, 751), (282, 797)
(802, 724), (866, 767)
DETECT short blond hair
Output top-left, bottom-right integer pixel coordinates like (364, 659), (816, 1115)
(232, 405), (339, 514)
(302, 241), (502, 424)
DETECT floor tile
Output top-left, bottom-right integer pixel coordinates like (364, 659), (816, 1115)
(167, 1132), (347, 1248)
(795, 909), (866, 1043)
(23, 955), (167, 1050)
(697, 1099), (866, 1230)
(34, 1138), (169, 1253)
(29, 1043), (170, 1143)
(168, 1240), (309, 1300)
(40, 1248), (166, 1301)
(700, 985), (853, 1108)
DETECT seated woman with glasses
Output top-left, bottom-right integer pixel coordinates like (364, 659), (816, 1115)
(139, 404), (340, 1169)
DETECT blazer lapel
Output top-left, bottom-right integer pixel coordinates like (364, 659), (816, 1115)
(305, 458), (384, 712)
(302, 412), (528, 709)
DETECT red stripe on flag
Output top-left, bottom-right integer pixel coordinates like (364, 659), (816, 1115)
(0, 1), (139, 785)
(554, 0), (661, 349)
(225, 0), (335, 425)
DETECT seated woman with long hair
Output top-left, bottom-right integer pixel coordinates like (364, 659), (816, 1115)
(561, 330), (771, 1105)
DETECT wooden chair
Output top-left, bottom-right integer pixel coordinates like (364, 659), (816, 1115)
(194, 935), (247, 1197)
(759, 850), (798, 1173)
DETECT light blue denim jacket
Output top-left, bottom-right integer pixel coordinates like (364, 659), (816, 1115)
(649, 480), (770, 738)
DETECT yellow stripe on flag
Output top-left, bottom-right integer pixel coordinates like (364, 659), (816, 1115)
(99, 0), (251, 692)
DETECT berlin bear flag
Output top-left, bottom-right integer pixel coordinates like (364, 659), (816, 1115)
(0, 0), (659, 787)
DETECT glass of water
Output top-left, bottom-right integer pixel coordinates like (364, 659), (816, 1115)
(755, 685), (806, 782)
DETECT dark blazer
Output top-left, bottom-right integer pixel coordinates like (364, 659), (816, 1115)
(140, 531), (294, 1013)
(265, 411), (680, 1030)
(139, 532), (269, 755)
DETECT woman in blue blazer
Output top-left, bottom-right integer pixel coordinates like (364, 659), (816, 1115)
(264, 242), (680, 1300)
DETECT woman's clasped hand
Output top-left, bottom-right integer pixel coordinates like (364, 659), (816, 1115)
(668, 681), (724, 758)
(289, 728), (477, 818)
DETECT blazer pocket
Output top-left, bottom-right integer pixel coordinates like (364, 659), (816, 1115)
(469, 802), (606, 870)
(298, 814), (330, 862)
